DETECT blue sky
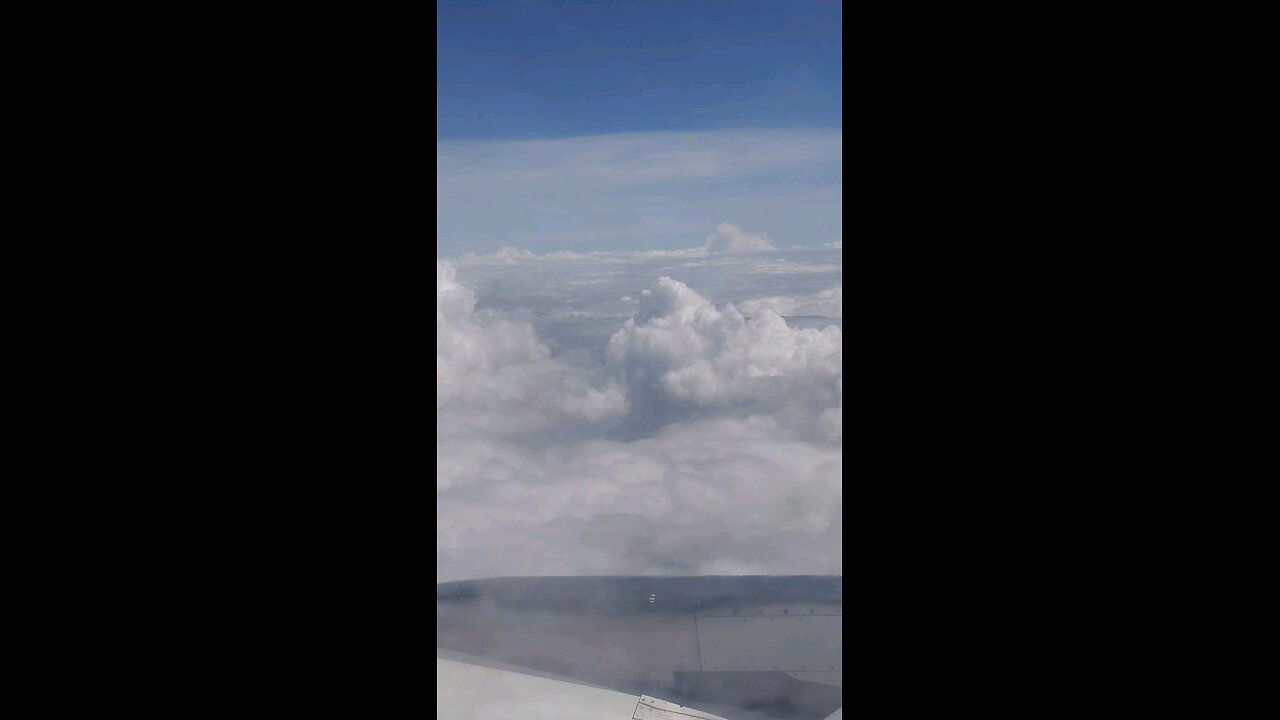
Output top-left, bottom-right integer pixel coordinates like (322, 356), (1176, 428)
(437, 0), (842, 255)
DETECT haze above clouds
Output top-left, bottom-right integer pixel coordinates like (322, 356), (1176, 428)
(438, 235), (842, 583)
(437, 129), (842, 256)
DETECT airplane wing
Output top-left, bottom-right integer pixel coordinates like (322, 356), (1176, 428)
(437, 576), (842, 720)
(438, 653), (732, 719)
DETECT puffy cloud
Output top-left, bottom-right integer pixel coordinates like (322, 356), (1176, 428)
(494, 246), (534, 263)
(824, 239), (842, 249)
(437, 259), (546, 382)
(437, 259), (628, 443)
(703, 222), (775, 253)
(437, 257), (842, 583)
(607, 277), (841, 423)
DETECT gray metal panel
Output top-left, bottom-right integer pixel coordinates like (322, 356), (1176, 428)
(696, 615), (842, 672)
(633, 695), (730, 720)
(437, 656), (641, 720)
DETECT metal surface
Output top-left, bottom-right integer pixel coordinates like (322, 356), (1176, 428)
(633, 695), (731, 720)
(437, 654), (640, 720)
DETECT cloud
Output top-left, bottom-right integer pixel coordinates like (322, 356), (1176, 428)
(450, 221), (790, 267)
(437, 413), (842, 580)
(607, 278), (840, 420)
(445, 247), (841, 367)
(437, 254), (842, 583)
(437, 259), (628, 445)
(703, 223), (774, 253)
(824, 239), (842, 249)
(449, 230), (776, 269)
(437, 259), (546, 379)
(493, 246), (534, 263)
(437, 129), (841, 255)
(737, 287), (842, 319)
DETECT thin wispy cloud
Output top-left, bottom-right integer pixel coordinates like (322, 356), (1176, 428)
(437, 129), (841, 255)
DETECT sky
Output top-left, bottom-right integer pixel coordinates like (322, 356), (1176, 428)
(437, 0), (841, 141)
(437, 0), (842, 256)
(437, 1), (842, 583)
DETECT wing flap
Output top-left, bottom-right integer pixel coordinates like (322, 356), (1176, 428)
(633, 695), (730, 720)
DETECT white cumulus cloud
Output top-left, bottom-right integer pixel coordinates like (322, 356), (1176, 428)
(607, 277), (840, 419)
(437, 259), (628, 444)
(704, 222), (775, 253)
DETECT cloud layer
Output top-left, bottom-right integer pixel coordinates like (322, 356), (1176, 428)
(437, 246), (842, 582)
